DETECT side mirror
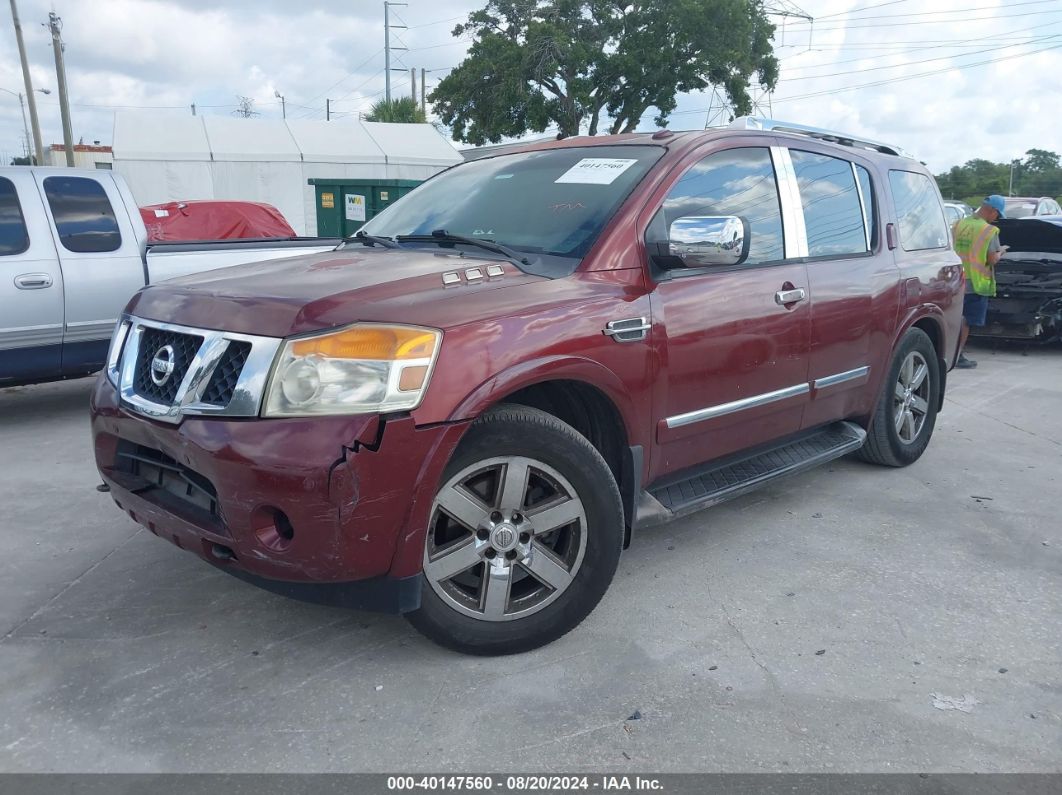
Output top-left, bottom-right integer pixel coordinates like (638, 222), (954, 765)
(668, 215), (750, 268)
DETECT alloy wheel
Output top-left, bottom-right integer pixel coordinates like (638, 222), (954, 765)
(893, 350), (931, 444)
(423, 456), (587, 622)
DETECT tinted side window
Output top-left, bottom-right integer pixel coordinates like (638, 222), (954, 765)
(888, 170), (949, 251)
(0, 178), (29, 255)
(790, 150), (867, 257)
(660, 147), (785, 264)
(43, 176), (122, 253)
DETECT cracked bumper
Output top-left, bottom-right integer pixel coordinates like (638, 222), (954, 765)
(90, 377), (469, 607)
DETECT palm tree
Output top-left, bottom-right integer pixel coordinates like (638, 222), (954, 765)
(364, 96), (427, 124)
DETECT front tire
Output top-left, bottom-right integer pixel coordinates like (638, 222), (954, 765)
(858, 327), (941, 467)
(406, 405), (624, 655)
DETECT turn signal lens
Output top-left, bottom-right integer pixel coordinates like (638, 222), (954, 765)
(290, 326), (438, 360)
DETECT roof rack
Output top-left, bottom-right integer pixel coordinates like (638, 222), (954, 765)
(729, 116), (915, 159)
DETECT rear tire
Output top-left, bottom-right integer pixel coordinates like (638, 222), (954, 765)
(406, 404), (624, 655)
(858, 327), (940, 467)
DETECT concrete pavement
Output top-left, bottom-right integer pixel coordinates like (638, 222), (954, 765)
(1, 341), (1059, 772)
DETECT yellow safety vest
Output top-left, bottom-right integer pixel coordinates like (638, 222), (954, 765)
(953, 216), (999, 297)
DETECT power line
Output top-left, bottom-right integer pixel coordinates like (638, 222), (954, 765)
(811, 0), (1055, 23)
(298, 48), (384, 114)
(816, 0), (910, 20)
(773, 41), (1062, 103)
(778, 34), (1060, 82)
(784, 6), (1062, 31)
(781, 20), (1061, 73)
(662, 39), (1061, 120)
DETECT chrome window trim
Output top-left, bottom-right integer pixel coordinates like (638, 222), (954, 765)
(665, 383), (810, 429)
(117, 316), (282, 424)
(813, 366), (870, 391)
(851, 162), (872, 251)
(770, 146), (809, 259)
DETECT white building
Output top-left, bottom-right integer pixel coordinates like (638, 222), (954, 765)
(111, 113), (462, 235)
(43, 143), (114, 169)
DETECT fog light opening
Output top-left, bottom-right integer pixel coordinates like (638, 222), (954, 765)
(252, 506), (295, 552)
(275, 511), (295, 541)
(211, 543), (236, 561)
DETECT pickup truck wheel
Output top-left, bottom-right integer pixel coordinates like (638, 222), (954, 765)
(406, 405), (624, 655)
(858, 328), (940, 467)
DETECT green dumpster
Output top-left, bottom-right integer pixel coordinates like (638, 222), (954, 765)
(309, 178), (422, 237)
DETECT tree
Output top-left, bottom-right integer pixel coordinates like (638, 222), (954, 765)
(364, 96), (427, 124)
(935, 150), (1062, 205)
(430, 0), (778, 144)
(9, 155), (34, 166)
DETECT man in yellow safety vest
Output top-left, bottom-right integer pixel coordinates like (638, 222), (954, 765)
(953, 195), (1006, 369)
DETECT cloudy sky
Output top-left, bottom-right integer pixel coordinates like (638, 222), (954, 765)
(1, 0), (1060, 173)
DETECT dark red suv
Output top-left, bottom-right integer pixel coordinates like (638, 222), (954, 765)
(91, 118), (963, 655)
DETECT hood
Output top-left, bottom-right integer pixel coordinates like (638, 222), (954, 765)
(997, 218), (1062, 256)
(128, 245), (549, 337)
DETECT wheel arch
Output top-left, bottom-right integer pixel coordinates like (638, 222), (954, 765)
(445, 357), (642, 542)
(904, 309), (948, 411)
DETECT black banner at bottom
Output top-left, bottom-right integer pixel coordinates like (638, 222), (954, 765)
(0, 774), (1059, 795)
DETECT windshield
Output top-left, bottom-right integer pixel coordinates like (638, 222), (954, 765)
(361, 145), (663, 276)
(1004, 199), (1038, 219)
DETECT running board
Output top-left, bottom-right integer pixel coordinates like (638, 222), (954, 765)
(638, 421), (867, 527)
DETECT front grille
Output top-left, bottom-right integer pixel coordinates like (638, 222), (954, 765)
(115, 442), (225, 531)
(133, 328), (203, 405)
(200, 341), (251, 406)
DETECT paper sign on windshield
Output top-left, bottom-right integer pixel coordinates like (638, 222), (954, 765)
(555, 158), (638, 185)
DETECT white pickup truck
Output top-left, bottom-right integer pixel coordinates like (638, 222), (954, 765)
(0, 167), (340, 387)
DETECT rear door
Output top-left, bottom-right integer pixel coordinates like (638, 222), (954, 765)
(34, 172), (145, 375)
(783, 146), (899, 429)
(0, 171), (64, 384)
(646, 144), (812, 479)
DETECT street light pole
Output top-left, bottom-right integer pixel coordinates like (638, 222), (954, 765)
(1009, 159), (1019, 197)
(8, 0), (45, 164)
(274, 90), (285, 119)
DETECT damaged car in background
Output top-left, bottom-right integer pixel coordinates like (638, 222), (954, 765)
(975, 216), (1062, 342)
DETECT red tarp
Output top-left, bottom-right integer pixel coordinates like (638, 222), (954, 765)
(140, 200), (297, 241)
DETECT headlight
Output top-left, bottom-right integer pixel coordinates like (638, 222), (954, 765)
(105, 318), (131, 386)
(263, 324), (442, 417)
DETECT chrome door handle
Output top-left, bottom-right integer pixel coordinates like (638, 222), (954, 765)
(14, 273), (54, 290)
(775, 288), (806, 305)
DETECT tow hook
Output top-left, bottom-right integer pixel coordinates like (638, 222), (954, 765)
(95, 483), (110, 493)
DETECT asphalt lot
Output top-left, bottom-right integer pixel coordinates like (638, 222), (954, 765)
(0, 340), (1059, 773)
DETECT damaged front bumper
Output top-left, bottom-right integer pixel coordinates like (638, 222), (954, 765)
(91, 377), (469, 612)
(973, 261), (1062, 341)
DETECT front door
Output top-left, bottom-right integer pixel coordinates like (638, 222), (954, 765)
(647, 146), (812, 479)
(0, 172), (64, 384)
(34, 172), (144, 375)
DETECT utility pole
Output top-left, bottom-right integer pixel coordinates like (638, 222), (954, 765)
(46, 12), (74, 167)
(16, 93), (29, 157)
(190, 102), (196, 116)
(1009, 159), (1019, 196)
(420, 68), (426, 116)
(384, 2), (407, 102)
(410, 68), (416, 104)
(9, 0), (45, 164)
(326, 98), (330, 121)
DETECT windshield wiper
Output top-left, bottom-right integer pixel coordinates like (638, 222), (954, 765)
(344, 231), (400, 249)
(396, 229), (530, 265)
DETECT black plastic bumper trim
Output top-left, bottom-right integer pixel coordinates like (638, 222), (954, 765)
(212, 565), (423, 614)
